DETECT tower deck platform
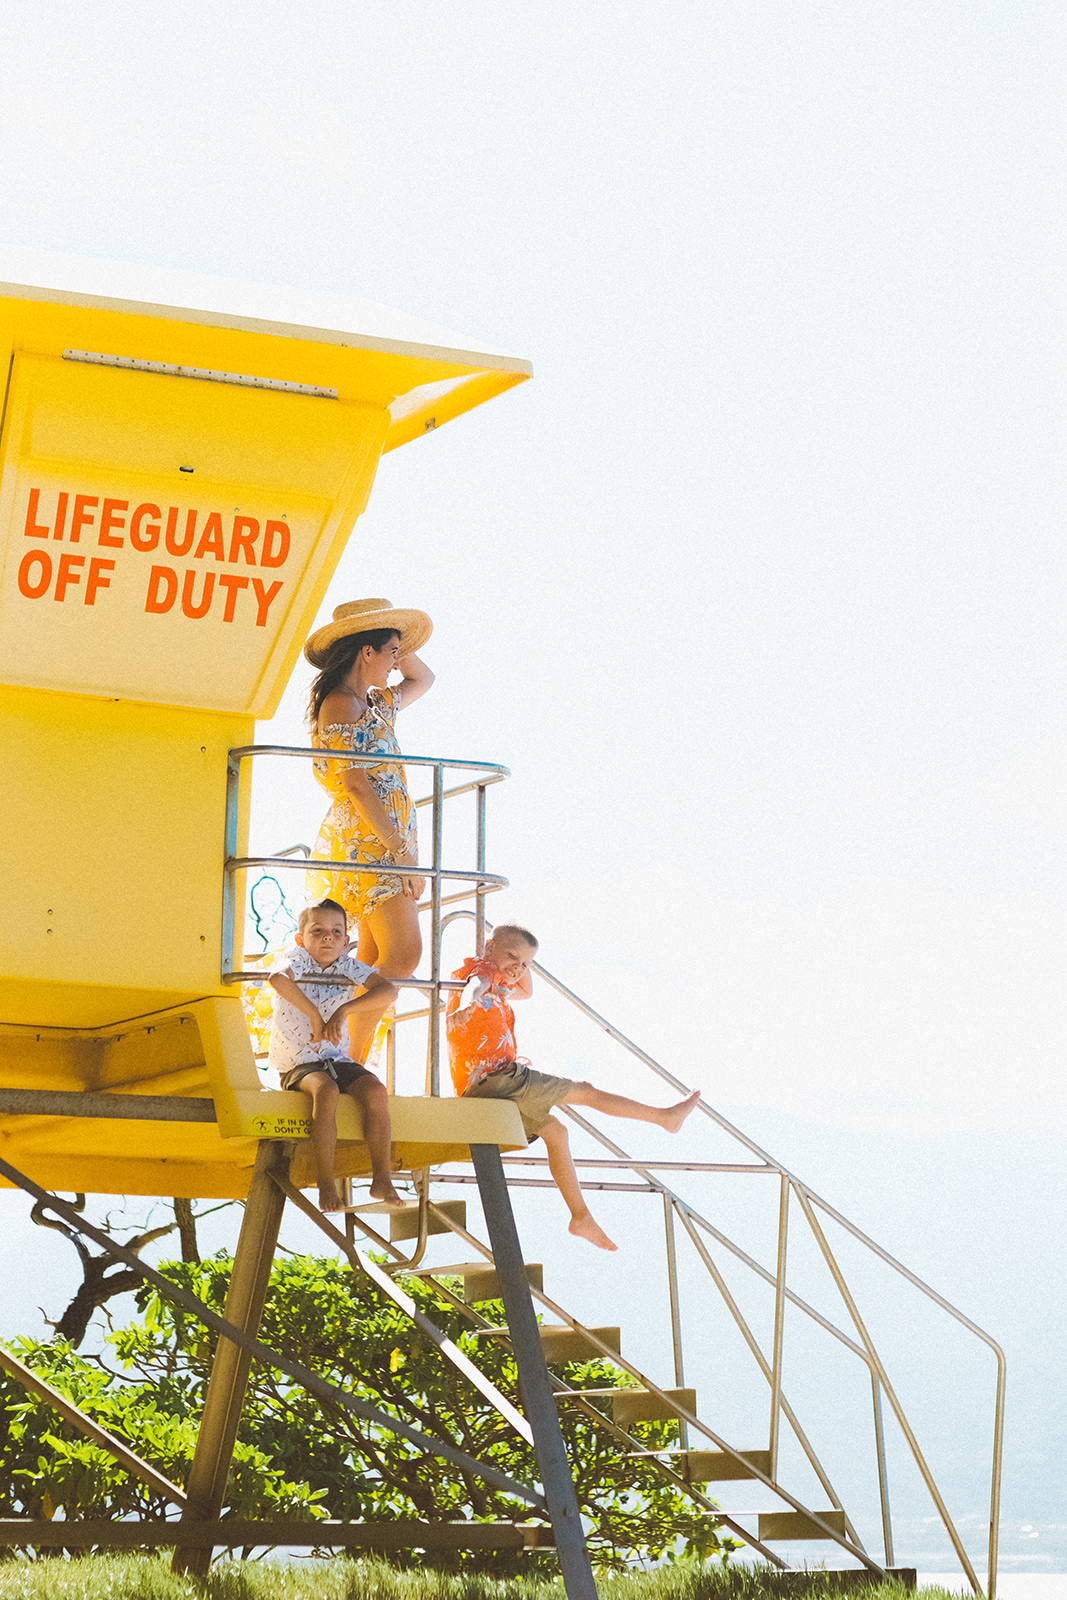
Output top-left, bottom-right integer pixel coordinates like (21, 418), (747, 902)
(0, 997), (526, 1198)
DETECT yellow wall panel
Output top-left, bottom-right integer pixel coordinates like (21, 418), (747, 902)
(0, 687), (248, 1006)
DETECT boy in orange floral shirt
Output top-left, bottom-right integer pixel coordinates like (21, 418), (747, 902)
(446, 925), (700, 1251)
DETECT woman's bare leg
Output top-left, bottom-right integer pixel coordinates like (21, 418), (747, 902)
(562, 1081), (700, 1133)
(539, 1116), (617, 1251)
(347, 893), (422, 1062)
(295, 1072), (342, 1212)
(348, 1075), (402, 1206)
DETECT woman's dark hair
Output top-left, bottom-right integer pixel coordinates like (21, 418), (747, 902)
(307, 628), (399, 727)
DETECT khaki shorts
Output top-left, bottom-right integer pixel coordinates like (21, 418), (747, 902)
(463, 1061), (572, 1138)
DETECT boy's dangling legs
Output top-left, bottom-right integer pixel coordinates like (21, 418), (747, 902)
(292, 1069), (344, 1212)
(561, 1080), (701, 1132)
(347, 1072), (402, 1208)
(535, 1079), (701, 1250)
(293, 1067), (401, 1213)
(538, 1116), (617, 1252)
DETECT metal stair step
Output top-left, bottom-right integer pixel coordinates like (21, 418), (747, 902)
(682, 1448), (772, 1482)
(571, 1386), (697, 1424)
(538, 1325), (621, 1364)
(463, 1263), (543, 1302)
(389, 1200), (467, 1241)
(758, 1509), (848, 1541)
(412, 1260), (501, 1276)
(411, 1260), (544, 1301)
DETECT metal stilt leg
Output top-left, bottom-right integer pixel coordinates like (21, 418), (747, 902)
(172, 1140), (289, 1575)
(470, 1143), (597, 1600)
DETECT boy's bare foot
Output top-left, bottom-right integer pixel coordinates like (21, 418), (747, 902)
(569, 1212), (618, 1251)
(369, 1178), (406, 1208)
(661, 1089), (701, 1133)
(319, 1183), (343, 1213)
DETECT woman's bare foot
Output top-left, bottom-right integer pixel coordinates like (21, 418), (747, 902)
(319, 1183), (343, 1213)
(569, 1212), (618, 1251)
(369, 1177), (405, 1208)
(660, 1089), (701, 1133)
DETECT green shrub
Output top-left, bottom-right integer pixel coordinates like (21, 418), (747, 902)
(2, 1253), (735, 1574)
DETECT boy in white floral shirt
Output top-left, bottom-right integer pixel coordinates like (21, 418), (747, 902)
(268, 898), (400, 1212)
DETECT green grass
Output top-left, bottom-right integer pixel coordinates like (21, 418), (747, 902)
(0, 1557), (970, 1600)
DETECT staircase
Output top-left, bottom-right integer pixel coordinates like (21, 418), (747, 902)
(372, 1192), (876, 1574)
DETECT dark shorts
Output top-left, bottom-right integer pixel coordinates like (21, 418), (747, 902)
(463, 1061), (572, 1137)
(281, 1059), (376, 1094)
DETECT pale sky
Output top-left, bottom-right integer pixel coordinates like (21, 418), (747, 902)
(1, 0), (1066, 1575)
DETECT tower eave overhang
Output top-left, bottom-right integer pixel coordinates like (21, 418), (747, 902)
(0, 245), (532, 449)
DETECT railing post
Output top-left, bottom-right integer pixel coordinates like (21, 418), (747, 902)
(220, 755), (241, 976)
(768, 1174), (789, 1476)
(475, 782), (487, 956)
(871, 1371), (895, 1568)
(662, 1193), (687, 1449)
(988, 1349), (1007, 1600)
(426, 762), (444, 1096)
(386, 1019), (396, 1094)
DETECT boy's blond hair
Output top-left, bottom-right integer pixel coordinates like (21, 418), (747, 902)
(488, 923), (538, 952)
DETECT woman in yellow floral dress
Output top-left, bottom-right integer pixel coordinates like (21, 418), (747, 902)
(303, 598), (434, 1065)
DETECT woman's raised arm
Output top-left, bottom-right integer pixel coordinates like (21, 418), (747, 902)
(396, 651), (435, 708)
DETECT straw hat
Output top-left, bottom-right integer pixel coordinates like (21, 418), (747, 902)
(303, 598), (433, 667)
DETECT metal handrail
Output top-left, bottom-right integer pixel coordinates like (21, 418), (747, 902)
(555, 1112), (1000, 1592)
(517, 939), (1005, 1593)
(226, 857), (507, 885)
(228, 973), (471, 989)
(230, 744), (509, 776)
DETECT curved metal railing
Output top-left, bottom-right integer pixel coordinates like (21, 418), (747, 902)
(222, 746), (508, 1092)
